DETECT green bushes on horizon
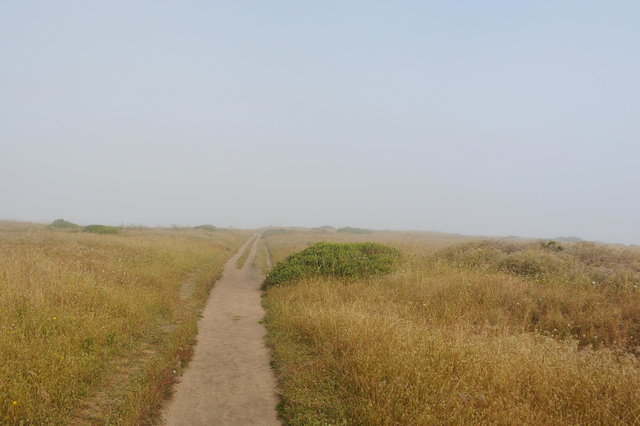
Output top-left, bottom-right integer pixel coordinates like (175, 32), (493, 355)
(83, 224), (120, 235)
(261, 228), (290, 238)
(193, 225), (218, 231)
(48, 220), (120, 235)
(48, 219), (80, 230)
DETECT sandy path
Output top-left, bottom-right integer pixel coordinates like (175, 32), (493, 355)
(161, 236), (280, 426)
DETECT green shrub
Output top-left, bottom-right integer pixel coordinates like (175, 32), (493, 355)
(538, 240), (564, 251)
(48, 219), (80, 230)
(311, 226), (335, 233)
(262, 228), (290, 238)
(337, 227), (373, 234)
(263, 242), (400, 288)
(83, 224), (120, 235)
(193, 224), (217, 231)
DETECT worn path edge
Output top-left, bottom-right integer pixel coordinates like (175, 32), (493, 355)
(161, 235), (280, 426)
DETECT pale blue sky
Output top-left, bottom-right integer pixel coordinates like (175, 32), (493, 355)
(1, 1), (638, 243)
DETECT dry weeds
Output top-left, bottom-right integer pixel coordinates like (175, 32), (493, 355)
(0, 222), (247, 424)
(262, 231), (640, 425)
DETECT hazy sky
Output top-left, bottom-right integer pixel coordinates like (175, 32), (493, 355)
(1, 1), (638, 244)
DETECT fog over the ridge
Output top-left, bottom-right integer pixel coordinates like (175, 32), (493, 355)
(1, 2), (638, 244)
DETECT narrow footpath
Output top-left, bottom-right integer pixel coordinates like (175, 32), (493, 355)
(162, 236), (280, 426)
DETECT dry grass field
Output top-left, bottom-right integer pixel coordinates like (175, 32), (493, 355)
(0, 221), (247, 424)
(5, 221), (640, 425)
(262, 229), (640, 425)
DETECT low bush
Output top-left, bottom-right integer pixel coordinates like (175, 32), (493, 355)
(438, 240), (640, 287)
(83, 225), (120, 235)
(436, 239), (640, 350)
(567, 241), (640, 270)
(497, 250), (565, 278)
(263, 242), (400, 288)
(193, 225), (217, 231)
(538, 239), (564, 251)
(48, 219), (80, 230)
(439, 240), (509, 268)
(311, 226), (335, 233)
(261, 228), (290, 238)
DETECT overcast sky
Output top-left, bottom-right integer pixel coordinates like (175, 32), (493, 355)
(1, 1), (638, 244)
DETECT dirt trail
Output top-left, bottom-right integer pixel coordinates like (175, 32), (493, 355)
(161, 236), (280, 426)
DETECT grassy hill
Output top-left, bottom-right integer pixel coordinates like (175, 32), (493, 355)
(261, 230), (640, 424)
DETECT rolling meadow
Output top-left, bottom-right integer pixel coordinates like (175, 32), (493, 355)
(0, 221), (247, 424)
(4, 220), (640, 425)
(261, 228), (640, 425)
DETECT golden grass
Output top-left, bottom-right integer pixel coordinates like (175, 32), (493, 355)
(235, 236), (257, 269)
(262, 231), (640, 425)
(0, 222), (248, 424)
(253, 238), (272, 275)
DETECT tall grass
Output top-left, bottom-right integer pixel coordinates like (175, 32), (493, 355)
(253, 238), (272, 274)
(235, 236), (257, 269)
(262, 231), (640, 424)
(0, 222), (247, 424)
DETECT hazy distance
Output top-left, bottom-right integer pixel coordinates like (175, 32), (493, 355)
(1, 1), (638, 244)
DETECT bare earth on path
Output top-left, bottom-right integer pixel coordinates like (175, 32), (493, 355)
(161, 236), (280, 426)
